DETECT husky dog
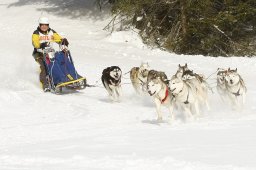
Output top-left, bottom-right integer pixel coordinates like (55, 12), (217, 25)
(101, 66), (122, 102)
(181, 69), (210, 110)
(175, 63), (189, 79)
(224, 68), (247, 109)
(146, 70), (174, 122)
(216, 68), (228, 101)
(169, 75), (209, 120)
(130, 62), (150, 95)
(147, 70), (169, 85)
(182, 69), (204, 83)
(177, 63), (205, 83)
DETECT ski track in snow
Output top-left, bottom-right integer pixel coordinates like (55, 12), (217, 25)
(0, 0), (256, 169)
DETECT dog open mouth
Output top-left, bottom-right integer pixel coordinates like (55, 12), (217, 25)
(114, 74), (119, 79)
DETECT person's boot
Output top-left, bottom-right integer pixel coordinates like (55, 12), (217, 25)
(44, 87), (50, 92)
(43, 84), (50, 92)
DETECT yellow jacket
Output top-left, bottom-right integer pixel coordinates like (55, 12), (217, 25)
(32, 27), (62, 49)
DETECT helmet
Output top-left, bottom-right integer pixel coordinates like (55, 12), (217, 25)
(38, 17), (49, 25)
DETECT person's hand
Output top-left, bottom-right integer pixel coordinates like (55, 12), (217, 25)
(61, 38), (69, 46)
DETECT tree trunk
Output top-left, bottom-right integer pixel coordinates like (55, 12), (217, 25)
(180, 0), (187, 36)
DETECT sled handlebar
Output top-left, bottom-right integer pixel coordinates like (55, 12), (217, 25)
(37, 47), (55, 54)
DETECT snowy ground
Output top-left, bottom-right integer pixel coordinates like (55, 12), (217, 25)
(0, 0), (256, 169)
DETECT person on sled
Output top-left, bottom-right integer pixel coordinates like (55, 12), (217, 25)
(32, 17), (69, 92)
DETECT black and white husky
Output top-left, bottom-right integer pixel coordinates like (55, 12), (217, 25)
(101, 66), (122, 102)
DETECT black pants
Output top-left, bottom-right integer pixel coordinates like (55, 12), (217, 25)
(33, 52), (48, 89)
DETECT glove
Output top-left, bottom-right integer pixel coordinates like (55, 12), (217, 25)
(40, 42), (49, 49)
(61, 38), (69, 46)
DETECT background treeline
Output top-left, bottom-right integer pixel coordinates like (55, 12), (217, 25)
(100, 0), (256, 57)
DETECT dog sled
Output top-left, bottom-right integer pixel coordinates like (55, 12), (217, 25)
(42, 47), (87, 94)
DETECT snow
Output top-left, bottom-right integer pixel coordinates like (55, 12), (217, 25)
(0, 0), (256, 169)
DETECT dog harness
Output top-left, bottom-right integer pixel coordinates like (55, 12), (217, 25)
(171, 88), (189, 104)
(184, 92), (189, 104)
(161, 88), (169, 104)
(232, 87), (241, 97)
(110, 79), (121, 86)
(230, 81), (242, 97)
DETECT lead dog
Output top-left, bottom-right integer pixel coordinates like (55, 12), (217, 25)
(101, 66), (122, 102)
(130, 62), (150, 95)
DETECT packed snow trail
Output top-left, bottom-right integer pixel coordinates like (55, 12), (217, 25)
(0, 0), (256, 169)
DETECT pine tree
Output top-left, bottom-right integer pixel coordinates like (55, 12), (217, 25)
(108, 0), (256, 56)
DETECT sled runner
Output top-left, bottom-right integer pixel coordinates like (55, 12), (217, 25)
(42, 47), (87, 94)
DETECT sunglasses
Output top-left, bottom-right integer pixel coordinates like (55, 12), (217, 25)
(39, 24), (49, 26)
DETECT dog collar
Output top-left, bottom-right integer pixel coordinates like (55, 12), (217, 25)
(161, 88), (169, 104)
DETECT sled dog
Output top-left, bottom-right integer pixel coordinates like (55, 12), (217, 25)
(169, 75), (209, 120)
(181, 69), (210, 110)
(216, 68), (228, 101)
(101, 66), (122, 101)
(224, 68), (247, 109)
(146, 70), (174, 122)
(130, 62), (150, 95)
(147, 69), (169, 85)
(175, 63), (190, 79)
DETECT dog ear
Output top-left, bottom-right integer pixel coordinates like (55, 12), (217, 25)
(228, 67), (230, 71)
(235, 68), (237, 72)
(178, 64), (181, 68)
(185, 63), (187, 67)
